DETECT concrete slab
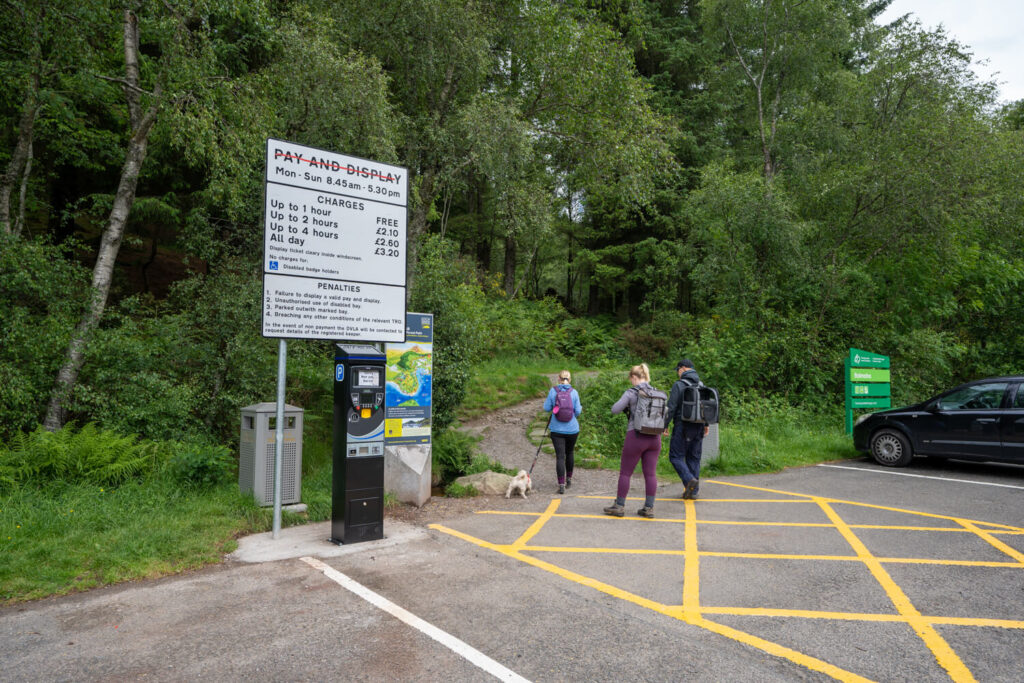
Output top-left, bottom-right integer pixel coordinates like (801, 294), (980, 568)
(229, 519), (428, 563)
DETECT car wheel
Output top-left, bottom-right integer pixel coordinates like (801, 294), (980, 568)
(870, 428), (913, 467)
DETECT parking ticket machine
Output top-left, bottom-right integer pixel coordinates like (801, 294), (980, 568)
(331, 344), (386, 544)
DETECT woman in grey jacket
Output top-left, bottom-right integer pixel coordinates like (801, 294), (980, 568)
(605, 363), (661, 518)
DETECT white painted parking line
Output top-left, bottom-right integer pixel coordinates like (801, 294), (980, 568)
(299, 556), (530, 683)
(818, 464), (1024, 490)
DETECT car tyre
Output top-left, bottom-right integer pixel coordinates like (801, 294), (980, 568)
(870, 428), (913, 467)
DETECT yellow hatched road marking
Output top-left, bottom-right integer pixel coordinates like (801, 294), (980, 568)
(478, 509), (1001, 534)
(579, 495), (814, 504)
(957, 519), (1024, 564)
(429, 521), (874, 683)
(511, 498), (559, 549)
(698, 606), (1024, 629)
(683, 499), (700, 616)
(519, 544), (1024, 569)
(709, 480), (1024, 532)
(435, 479), (1024, 681)
(818, 499), (976, 683)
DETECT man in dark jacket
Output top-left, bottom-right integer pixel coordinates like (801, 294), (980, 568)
(664, 359), (709, 499)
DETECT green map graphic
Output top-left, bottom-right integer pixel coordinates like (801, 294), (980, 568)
(386, 345), (431, 398)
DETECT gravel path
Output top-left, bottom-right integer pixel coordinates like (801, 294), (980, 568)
(459, 391), (616, 497)
(385, 374), (671, 525)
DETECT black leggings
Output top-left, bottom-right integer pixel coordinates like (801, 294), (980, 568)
(550, 432), (578, 484)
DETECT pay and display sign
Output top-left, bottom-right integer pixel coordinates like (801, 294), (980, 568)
(844, 348), (892, 433)
(261, 139), (408, 342)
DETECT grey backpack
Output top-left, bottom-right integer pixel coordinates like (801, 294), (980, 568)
(632, 386), (669, 435)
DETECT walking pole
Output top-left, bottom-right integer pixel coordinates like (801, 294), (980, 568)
(528, 420), (550, 476)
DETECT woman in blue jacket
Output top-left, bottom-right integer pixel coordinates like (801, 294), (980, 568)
(543, 370), (582, 494)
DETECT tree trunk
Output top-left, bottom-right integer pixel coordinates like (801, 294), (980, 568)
(588, 282), (599, 315)
(14, 137), (33, 236)
(406, 171), (435, 299)
(503, 233), (516, 295)
(44, 10), (159, 430)
(473, 179), (491, 272)
(1, 79), (40, 235)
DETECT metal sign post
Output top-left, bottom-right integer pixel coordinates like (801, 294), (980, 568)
(273, 339), (286, 539)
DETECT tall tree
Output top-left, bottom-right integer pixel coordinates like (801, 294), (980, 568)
(0, 0), (88, 235)
(44, 1), (272, 430)
(701, 0), (861, 180)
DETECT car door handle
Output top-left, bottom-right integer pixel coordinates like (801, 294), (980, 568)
(974, 418), (998, 424)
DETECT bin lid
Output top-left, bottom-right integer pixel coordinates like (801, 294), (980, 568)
(241, 402), (304, 414)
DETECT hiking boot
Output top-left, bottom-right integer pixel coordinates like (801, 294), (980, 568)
(565, 478), (572, 489)
(558, 484), (565, 494)
(637, 506), (655, 518)
(683, 479), (699, 500)
(603, 503), (625, 517)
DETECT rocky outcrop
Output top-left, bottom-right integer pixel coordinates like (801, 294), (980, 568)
(453, 471), (513, 495)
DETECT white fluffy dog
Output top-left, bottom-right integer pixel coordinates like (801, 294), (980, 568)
(505, 470), (533, 499)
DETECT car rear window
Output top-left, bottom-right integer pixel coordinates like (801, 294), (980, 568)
(1014, 385), (1024, 409)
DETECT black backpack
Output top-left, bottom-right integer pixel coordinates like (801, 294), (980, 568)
(678, 378), (720, 425)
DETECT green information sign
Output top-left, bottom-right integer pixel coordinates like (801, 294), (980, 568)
(844, 349), (893, 433)
(850, 397), (891, 409)
(851, 383), (890, 397)
(849, 348), (889, 368)
(849, 368), (890, 383)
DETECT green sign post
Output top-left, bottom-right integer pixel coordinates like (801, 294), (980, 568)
(845, 348), (891, 433)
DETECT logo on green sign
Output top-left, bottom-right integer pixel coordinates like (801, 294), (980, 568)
(849, 348), (890, 369)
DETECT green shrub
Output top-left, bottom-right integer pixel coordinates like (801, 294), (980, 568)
(70, 272), (280, 445)
(560, 315), (629, 366)
(431, 428), (479, 485)
(409, 235), (488, 431)
(0, 423), (163, 490)
(167, 442), (236, 487)
(443, 481), (479, 498)
(573, 371), (633, 466)
(0, 236), (90, 440)
(478, 296), (568, 359)
(466, 453), (516, 477)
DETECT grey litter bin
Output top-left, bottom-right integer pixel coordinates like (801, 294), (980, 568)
(239, 403), (303, 506)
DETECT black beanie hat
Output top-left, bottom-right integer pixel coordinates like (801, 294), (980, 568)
(677, 359), (694, 370)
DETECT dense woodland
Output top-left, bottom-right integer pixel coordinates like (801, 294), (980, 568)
(3, 0), (1023, 445)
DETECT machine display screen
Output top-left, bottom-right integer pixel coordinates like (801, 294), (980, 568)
(356, 369), (380, 388)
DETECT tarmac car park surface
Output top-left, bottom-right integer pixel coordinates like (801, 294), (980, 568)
(2, 457), (1022, 682)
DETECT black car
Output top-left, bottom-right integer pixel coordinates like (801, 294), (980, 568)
(853, 376), (1024, 467)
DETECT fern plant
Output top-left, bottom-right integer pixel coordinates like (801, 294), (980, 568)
(0, 423), (162, 489)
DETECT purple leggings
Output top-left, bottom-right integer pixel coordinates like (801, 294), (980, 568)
(617, 430), (661, 501)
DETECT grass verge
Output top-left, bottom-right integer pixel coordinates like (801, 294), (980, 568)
(456, 358), (564, 421)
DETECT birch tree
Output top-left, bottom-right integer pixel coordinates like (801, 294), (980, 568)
(44, 1), (270, 429)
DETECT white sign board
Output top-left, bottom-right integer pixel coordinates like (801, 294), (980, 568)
(262, 139), (408, 341)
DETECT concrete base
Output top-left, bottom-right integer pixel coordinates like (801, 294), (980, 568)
(229, 520), (427, 563)
(384, 444), (431, 507)
(701, 423), (720, 466)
